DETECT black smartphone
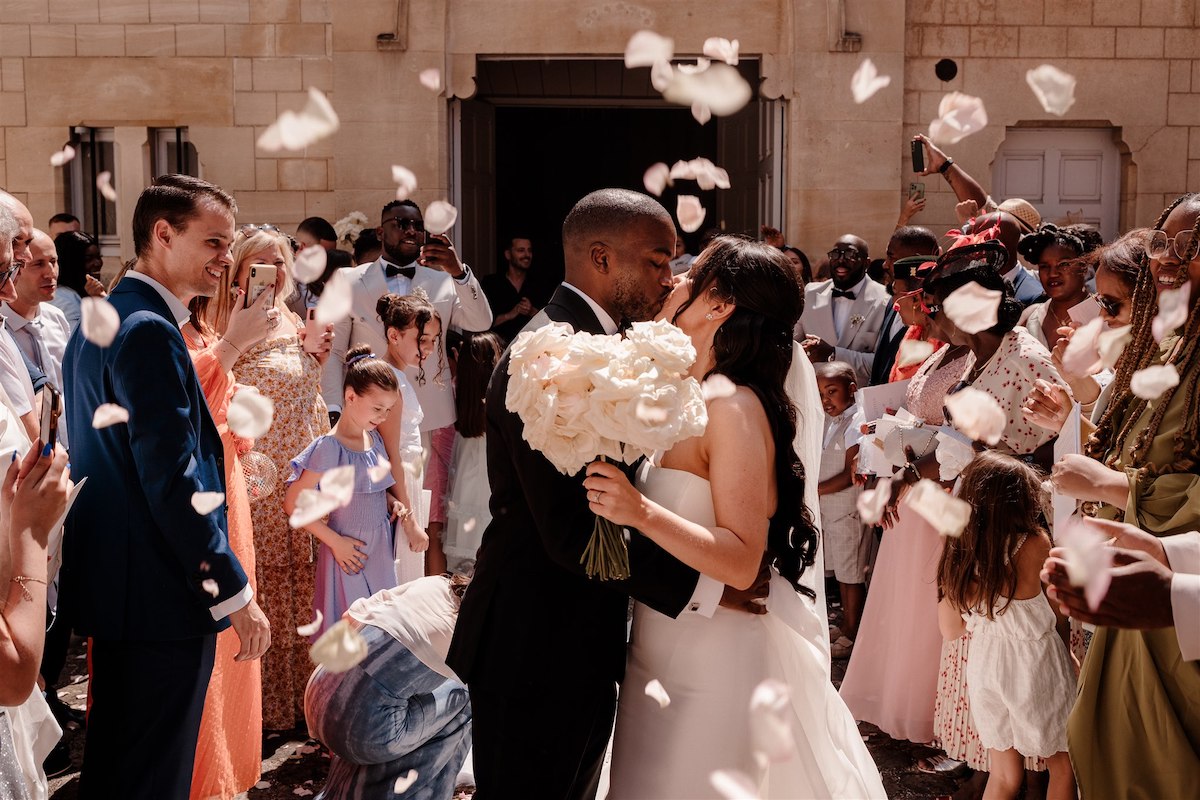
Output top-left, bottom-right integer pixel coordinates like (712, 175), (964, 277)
(40, 383), (60, 450)
(911, 139), (925, 173)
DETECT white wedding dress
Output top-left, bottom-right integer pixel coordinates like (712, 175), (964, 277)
(607, 462), (886, 800)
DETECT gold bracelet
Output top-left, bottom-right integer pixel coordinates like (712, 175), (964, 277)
(11, 575), (47, 602)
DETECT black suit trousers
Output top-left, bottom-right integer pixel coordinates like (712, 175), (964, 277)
(81, 635), (216, 800)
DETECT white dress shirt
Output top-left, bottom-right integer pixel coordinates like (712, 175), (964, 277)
(1, 302), (71, 448)
(1162, 531), (1200, 661)
(382, 258), (415, 297)
(832, 275), (869, 341)
(0, 318), (35, 418)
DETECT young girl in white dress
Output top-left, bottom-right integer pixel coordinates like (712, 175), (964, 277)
(937, 450), (1077, 800)
(585, 237), (885, 799)
(377, 292), (440, 585)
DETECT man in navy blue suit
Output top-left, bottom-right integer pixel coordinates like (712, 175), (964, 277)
(62, 175), (270, 799)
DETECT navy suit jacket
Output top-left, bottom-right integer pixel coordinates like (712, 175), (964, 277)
(61, 277), (247, 640)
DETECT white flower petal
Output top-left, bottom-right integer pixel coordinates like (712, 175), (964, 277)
(201, 579), (220, 597)
(91, 403), (129, 429)
(850, 58), (892, 104)
(669, 160), (696, 181)
(702, 37), (740, 66)
(190, 491), (225, 515)
(393, 769), (418, 793)
(418, 68), (441, 92)
(309, 618), (369, 672)
(644, 678), (671, 708)
(423, 200), (458, 236)
(293, 244), (328, 284)
(934, 431), (975, 482)
(856, 477), (892, 525)
(624, 30), (674, 68)
(660, 62), (753, 117)
(701, 374), (738, 401)
(293, 788), (313, 796)
(903, 479), (972, 538)
(676, 59), (712, 76)
(943, 281), (1001, 334)
(691, 101), (712, 125)
(1025, 64), (1077, 116)
(650, 60), (674, 92)
(1130, 364), (1180, 400)
(314, 269), (353, 325)
(391, 165), (418, 201)
(289, 487), (344, 529)
(81, 297), (120, 347)
(96, 171), (117, 202)
(642, 162), (671, 197)
(227, 387), (275, 439)
(635, 397), (670, 424)
(368, 458), (392, 483)
(254, 782), (271, 790)
(296, 609), (324, 637)
(1097, 324), (1132, 370)
(463, 516), (477, 533)
(49, 145), (76, 167)
(256, 88), (339, 153)
(749, 678), (796, 763)
(1056, 517), (1113, 611)
(1152, 283), (1190, 342)
(896, 338), (934, 368)
(710, 769), (761, 800)
(676, 195), (707, 233)
(1060, 317), (1105, 377)
(928, 92), (988, 146)
(320, 464), (356, 506)
(944, 386), (1006, 445)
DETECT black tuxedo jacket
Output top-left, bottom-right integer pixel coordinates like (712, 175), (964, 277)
(869, 303), (908, 386)
(447, 286), (702, 687)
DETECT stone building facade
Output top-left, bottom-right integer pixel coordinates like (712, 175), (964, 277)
(0, 0), (1196, 273)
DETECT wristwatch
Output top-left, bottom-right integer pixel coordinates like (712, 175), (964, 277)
(938, 158), (954, 175)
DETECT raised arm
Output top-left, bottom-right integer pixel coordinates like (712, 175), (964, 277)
(913, 134), (989, 210)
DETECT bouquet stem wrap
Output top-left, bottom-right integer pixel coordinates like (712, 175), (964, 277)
(581, 456), (631, 580)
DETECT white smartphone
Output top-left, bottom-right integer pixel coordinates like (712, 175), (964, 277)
(1067, 296), (1102, 325)
(303, 307), (323, 353)
(245, 264), (277, 308)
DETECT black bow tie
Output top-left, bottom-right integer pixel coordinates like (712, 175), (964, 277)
(832, 289), (856, 300)
(385, 263), (416, 279)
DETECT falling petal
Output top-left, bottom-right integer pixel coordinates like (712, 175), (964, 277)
(1130, 364), (1180, 399)
(201, 579), (220, 597)
(1025, 64), (1077, 116)
(293, 789), (313, 797)
(850, 58), (892, 104)
(688, 157), (730, 190)
(702, 37), (740, 66)
(296, 609), (324, 637)
(1056, 517), (1113, 611)
(315, 269), (353, 326)
(749, 679), (796, 763)
(903, 479), (972, 538)
(320, 464), (356, 506)
(418, 68), (441, 92)
(293, 244), (328, 284)
(896, 339), (934, 368)
(643, 162), (671, 196)
(692, 102), (712, 125)
(254, 782), (272, 790)
(91, 403), (129, 429)
(944, 386), (1005, 445)
(676, 196), (706, 233)
(424, 200), (458, 236)
(227, 387), (275, 439)
(856, 477), (892, 525)
(391, 165), (418, 201)
(368, 458), (392, 483)
(660, 62), (753, 117)
(393, 769), (418, 793)
(96, 171), (117, 202)
(934, 431), (975, 482)
(1060, 317), (1105, 377)
(289, 487), (343, 529)
(257, 87), (340, 152)
(701, 374), (738, 401)
(669, 160), (696, 182)
(49, 145), (76, 167)
(1152, 283), (1190, 342)
(710, 769), (761, 800)
(676, 59), (712, 76)
(624, 30), (674, 68)
(463, 517), (477, 533)
(928, 92), (988, 146)
(650, 60), (674, 92)
(635, 398), (670, 424)
(309, 618), (369, 672)
(644, 679), (671, 708)
(190, 491), (225, 515)
(81, 297), (120, 347)
(943, 281), (1001, 334)
(1097, 324), (1132, 370)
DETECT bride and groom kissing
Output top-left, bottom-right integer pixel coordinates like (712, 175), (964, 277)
(447, 189), (884, 799)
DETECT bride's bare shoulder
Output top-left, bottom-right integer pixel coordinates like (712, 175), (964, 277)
(706, 386), (769, 433)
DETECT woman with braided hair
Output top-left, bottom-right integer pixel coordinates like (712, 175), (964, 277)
(1049, 193), (1200, 799)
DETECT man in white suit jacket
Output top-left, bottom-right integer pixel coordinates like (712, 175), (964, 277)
(795, 235), (889, 387)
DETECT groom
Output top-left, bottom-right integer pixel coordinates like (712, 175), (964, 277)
(448, 189), (763, 799)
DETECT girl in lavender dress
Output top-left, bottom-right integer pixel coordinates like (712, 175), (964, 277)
(285, 345), (415, 637)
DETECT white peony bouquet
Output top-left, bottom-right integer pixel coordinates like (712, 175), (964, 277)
(506, 320), (708, 579)
(333, 210), (369, 248)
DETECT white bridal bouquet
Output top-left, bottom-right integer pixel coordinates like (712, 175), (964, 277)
(506, 320), (708, 579)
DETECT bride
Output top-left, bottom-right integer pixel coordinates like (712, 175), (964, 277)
(584, 237), (885, 799)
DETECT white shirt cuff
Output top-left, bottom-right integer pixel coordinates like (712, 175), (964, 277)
(1162, 531), (1200, 576)
(684, 574), (722, 617)
(1171, 573), (1200, 661)
(210, 583), (253, 622)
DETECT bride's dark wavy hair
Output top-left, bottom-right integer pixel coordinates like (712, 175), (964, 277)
(672, 235), (819, 597)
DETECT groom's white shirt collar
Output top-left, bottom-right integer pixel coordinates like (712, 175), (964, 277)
(125, 270), (191, 328)
(560, 282), (618, 335)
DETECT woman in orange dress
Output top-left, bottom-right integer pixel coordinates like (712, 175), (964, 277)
(183, 286), (277, 799)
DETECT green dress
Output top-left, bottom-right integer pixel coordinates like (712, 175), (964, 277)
(1069, 334), (1200, 799)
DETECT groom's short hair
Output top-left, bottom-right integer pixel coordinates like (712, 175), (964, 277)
(562, 189), (669, 248)
(132, 174), (236, 259)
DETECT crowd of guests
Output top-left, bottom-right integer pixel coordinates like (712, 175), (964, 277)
(0, 128), (1195, 800)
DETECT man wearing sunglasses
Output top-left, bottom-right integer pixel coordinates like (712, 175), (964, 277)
(796, 234), (889, 387)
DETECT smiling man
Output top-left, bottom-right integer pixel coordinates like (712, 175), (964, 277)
(62, 174), (270, 800)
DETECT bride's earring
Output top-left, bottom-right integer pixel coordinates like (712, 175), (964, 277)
(705, 312), (714, 320)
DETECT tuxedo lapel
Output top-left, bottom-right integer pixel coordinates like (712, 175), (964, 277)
(806, 283), (837, 343)
(542, 286), (606, 335)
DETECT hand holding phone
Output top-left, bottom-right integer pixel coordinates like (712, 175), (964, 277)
(244, 264), (277, 309)
(911, 139), (926, 173)
(39, 384), (61, 450)
(303, 307), (323, 353)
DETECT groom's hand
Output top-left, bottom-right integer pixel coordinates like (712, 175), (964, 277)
(720, 558), (770, 615)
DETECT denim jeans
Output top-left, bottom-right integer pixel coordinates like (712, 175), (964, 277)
(306, 624), (471, 800)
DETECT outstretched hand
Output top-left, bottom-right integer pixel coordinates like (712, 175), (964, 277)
(1042, 547), (1174, 629)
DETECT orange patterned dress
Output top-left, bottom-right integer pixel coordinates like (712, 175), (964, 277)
(184, 328), (263, 799)
(233, 331), (330, 730)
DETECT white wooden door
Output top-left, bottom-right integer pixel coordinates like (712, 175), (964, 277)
(450, 98), (496, 275)
(991, 128), (1120, 241)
